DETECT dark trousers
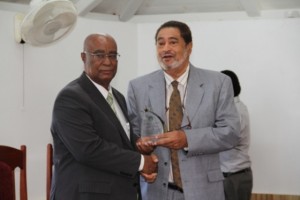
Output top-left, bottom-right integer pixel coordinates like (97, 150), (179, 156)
(223, 168), (253, 200)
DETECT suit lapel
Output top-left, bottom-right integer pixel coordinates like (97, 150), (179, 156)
(147, 71), (170, 161)
(78, 73), (110, 112)
(148, 71), (167, 124)
(78, 73), (133, 150)
(185, 66), (205, 122)
(112, 88), (128, 121)
(112, 88), (133, 147)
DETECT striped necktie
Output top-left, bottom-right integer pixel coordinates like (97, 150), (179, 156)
(106, 92), (116, 113)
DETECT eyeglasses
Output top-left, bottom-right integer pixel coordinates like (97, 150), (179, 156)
(84, 51), (120, 62)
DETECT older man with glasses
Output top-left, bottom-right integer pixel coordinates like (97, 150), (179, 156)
(50, 33), (158, 200)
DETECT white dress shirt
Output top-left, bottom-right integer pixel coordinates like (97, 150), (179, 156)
(220, 96), (251, 173)
(164, 65), (190, 182)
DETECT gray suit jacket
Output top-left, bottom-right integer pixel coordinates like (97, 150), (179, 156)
(51, 72), (141, 200)
(127, 65), (240, 200)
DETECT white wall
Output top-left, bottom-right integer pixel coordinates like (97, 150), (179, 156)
(1, 8), (300, 199)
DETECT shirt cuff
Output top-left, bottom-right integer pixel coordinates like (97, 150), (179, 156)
(139, 155), (144, 171)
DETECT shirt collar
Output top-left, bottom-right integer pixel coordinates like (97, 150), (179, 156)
(164, 65), (190, 87)
(85, 74), (112, 98)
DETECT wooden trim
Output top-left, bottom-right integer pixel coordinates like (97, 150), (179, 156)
(251, 193), (300, 200)
(46, 144), (53, 200)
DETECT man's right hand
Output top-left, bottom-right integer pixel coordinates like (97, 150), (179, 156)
(141, 154), (158, 174)
(140, 172), (157, 183)
(136, 137), (155, 155)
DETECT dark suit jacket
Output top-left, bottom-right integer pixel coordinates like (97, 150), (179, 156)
(51, 72), (141, 200)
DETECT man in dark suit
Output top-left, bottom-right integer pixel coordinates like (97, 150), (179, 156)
(50, 33), (158, 200)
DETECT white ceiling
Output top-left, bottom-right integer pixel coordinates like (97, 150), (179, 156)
(1, 0), (300, 21)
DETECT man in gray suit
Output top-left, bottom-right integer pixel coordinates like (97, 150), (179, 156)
(50, 33), (158, 200)
(127, 21), (241, 200)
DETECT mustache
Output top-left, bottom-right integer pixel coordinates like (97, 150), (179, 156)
(160, 51), (174, 58)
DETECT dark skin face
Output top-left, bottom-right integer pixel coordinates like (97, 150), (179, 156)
(81, 34), (118, 90)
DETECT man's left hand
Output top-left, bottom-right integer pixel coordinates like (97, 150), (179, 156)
(153, 130), (187, 149)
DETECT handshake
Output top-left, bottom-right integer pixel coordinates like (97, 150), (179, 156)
(136, 130), (188, 183)
(137, 136), (158, 183)
(136, 130), (187, 183)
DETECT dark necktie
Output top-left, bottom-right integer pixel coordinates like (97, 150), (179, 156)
(169, 80), (183, 189)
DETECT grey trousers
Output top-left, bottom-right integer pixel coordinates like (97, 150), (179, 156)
(167, 187), (185, 200)
(223, 168), (253, 200)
